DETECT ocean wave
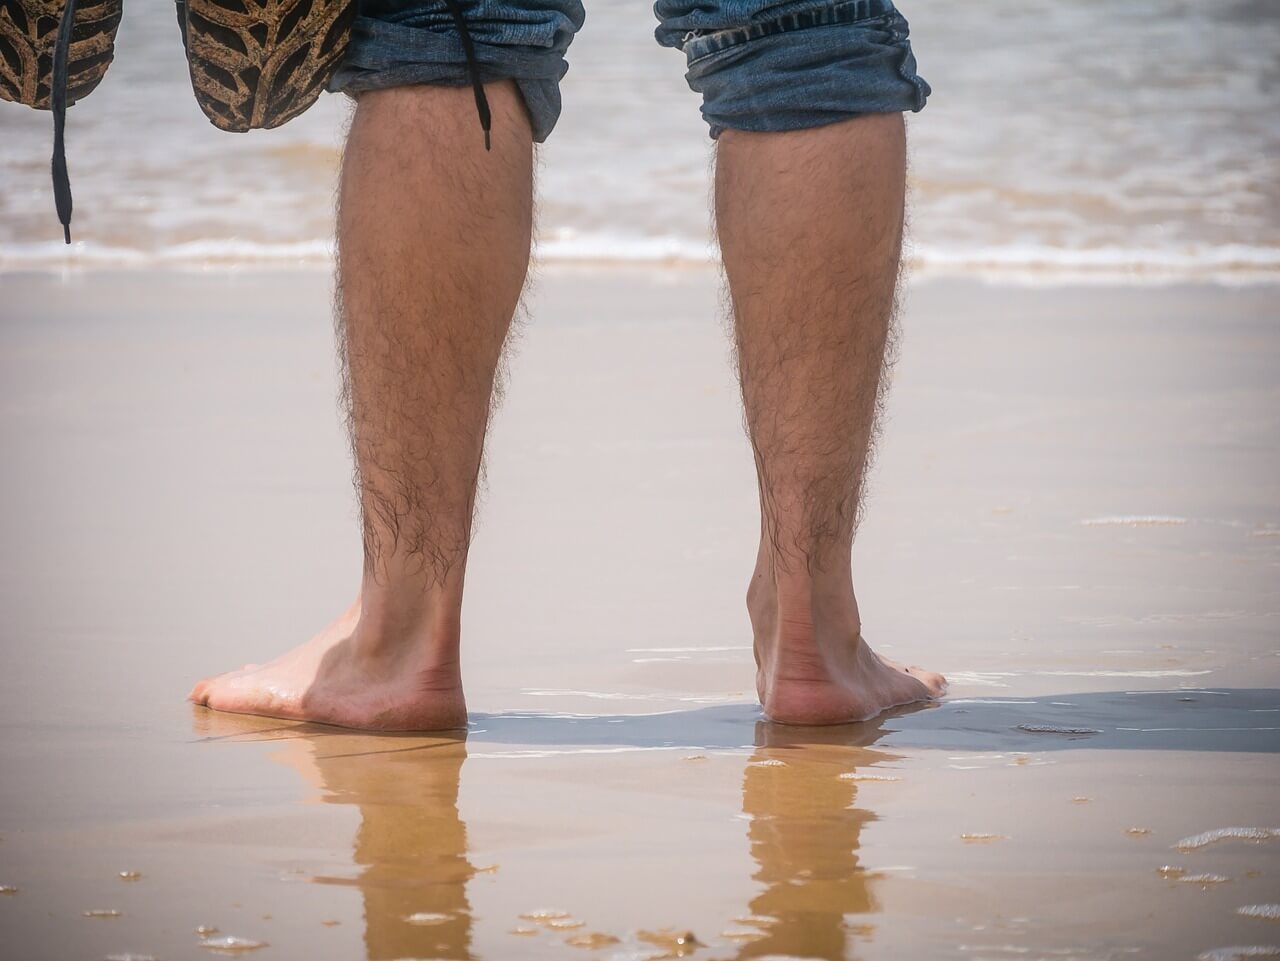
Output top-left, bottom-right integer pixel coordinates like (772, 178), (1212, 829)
(2, 233), (1278, 283)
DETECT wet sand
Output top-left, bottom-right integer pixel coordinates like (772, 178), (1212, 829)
(1, 270), (1278, 961)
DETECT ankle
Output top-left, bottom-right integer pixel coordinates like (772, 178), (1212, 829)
(352, 571), (464, 663)
(750, 549), (857, 621)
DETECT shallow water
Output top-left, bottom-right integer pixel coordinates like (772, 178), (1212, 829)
(0, 0), (1277, 276)
(3, 702), (1278, 960)
(1, 271), (1279, 959)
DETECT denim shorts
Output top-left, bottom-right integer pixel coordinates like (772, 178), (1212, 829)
(329, 0), (929, 142)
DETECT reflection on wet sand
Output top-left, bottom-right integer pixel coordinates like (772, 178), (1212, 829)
(186, 692), (1280, 959)
(732, 721), (903, 961)
(222, 709), (920, 961)
(272, 733), (475, 961)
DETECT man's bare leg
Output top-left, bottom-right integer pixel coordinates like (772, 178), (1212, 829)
(716, 113), (946, 725)
(189, 83), (533, 730)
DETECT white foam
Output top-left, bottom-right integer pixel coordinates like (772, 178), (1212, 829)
(839, 773), (902, 782)
(626, 646), (751, 653)
(945, 672), (1018, 688)
(1238, 906), (1280, 921)
(1033, 670), (1213, 678)
(2, 234), (1278, 285)
(907, 242), (1280, 279)
(1176, 828), (1280, 851)
(521, 688), (743, 704)
(197, 935), (268, 952)
(1080, 515), (1189, 527)
(471, 746), (726, 759)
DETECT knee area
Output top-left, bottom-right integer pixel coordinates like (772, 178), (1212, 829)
(329, 1), (585, 143)
(675, 0), (930, 138)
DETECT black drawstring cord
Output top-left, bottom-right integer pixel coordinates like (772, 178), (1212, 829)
(46, 0), (487, 245)
(441, 0), (491, 150)
(51, 0), (79, 243)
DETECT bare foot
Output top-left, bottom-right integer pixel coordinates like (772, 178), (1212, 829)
(749, 573), (946, 725)
(188, 598), (466, 731)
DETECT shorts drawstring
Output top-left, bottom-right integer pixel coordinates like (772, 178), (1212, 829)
(441, 0), (492, 150)
(51, 0), (79, 244)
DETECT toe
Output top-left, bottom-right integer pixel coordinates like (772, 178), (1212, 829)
(188, 677), (211, 704)
(910, 667), (947, 696)
(189, 671), (237, 705)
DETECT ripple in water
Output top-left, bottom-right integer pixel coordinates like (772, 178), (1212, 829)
(1238, 906), (1280, 922)
(1017, 724), (1101, 736)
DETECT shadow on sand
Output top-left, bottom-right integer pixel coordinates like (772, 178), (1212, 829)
(461, 687), (1280, 754)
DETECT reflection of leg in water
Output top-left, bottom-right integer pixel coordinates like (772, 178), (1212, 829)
(274, 733), (475, 961)
(736, 723), (902, 960)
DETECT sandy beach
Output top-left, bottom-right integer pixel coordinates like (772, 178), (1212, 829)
(1, 268), (1278, 960)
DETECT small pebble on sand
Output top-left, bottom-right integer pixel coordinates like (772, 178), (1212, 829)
(509, 927), (539, 936)
(196, 926), (220, 937)
(638, 929), (702, 951)
(1157, 865), (1187, 878)
(1127, 828), (1153, 837)
(117, 871), (142, 882)
(566, 932), (621, 948)
(320, 919), (340, 927)
(960, 833), (1007, 843)
(546, 918), (586, 930)
(0, 886), (17, 895)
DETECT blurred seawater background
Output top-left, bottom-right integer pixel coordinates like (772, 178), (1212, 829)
(0, 0), (1277, 277)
